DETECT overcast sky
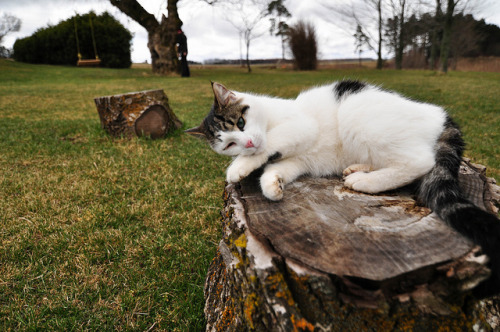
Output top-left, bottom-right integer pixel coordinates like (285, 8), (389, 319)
(1, 0), (500, 64)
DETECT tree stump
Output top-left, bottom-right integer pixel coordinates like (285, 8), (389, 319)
(204, 159), (500, 331)
(94, 89), (182, 139)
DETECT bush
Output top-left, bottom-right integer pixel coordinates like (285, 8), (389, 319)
(13, 12), (132, 68)
(288, 20), (317, 70)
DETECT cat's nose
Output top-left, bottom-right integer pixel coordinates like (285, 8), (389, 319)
(245, 140), (255, 148)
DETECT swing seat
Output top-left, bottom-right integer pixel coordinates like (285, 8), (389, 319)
(77, 58), (101, 67)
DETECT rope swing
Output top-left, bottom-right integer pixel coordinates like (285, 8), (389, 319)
(74, 13), (101, 67)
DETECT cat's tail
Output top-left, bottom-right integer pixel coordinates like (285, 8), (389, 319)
(417, 116), (500, 298)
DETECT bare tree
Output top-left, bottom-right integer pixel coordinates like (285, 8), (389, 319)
(422, 0), (483, 72)
(388, 0), (408, 69)
(320, 0), (385, 69)
(448, 14), (481, 69)
(439, 0), (456, 73)
(374, 0), (384, 69)
(220, 0), (270, 72)
(428, 0), (443, 69)
(438, 0), (483, 72)
(0, 13), (21, 45)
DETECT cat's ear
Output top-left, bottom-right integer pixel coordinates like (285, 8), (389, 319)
(212, 81), (239, 110)
(185, 122), (208, 141)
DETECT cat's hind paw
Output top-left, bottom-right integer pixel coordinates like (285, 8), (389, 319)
(342, 164), (374, 177)
(260, 172), (284, 201)
(344, 171), (382, 194)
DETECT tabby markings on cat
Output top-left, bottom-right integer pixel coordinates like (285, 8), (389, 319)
(186, 80), (500, 297)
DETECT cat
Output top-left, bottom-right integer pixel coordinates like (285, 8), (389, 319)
(186, 80), (500, 298)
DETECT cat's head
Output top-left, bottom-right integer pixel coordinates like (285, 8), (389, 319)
(186, 82), (265, 156)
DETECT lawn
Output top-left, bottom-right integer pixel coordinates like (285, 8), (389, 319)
(0, 59), (499, 330)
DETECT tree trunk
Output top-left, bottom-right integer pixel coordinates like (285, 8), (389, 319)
(429, 0), (443, 70)
(376, 0), (383, 70)
(205, 159), (500, 331)
(245, 30), (252, 73)
(110, 0), (182, 75)
(440, 0), (455, 73)
(94, 89), (182, 138)
(395, 0), (406, 70)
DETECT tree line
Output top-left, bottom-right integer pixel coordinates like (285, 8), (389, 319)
(110, 0), (499, 74)
(326, 0), (500, 73)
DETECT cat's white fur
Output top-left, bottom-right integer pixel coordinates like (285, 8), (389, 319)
(222, 83), (447, 201)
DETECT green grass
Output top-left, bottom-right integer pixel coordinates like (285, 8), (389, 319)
(0, 59), (499, 330)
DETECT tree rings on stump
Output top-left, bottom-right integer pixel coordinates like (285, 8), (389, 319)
(134, 104), (170, 139)
(94, 89), (182, 139)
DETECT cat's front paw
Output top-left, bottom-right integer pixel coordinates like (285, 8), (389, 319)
(226, 164), (249, 183)
(226, 155), (268, 183)
(260, 171), (284, 201)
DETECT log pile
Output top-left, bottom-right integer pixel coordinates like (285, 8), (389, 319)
(204, 159), (500, 331)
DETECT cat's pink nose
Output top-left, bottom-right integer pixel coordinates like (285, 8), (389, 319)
(245, 140), (255, 148)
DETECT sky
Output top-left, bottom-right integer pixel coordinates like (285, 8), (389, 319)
(1, 0), (500, 64)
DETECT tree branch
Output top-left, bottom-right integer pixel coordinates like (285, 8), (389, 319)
(110, 0), (159, 31)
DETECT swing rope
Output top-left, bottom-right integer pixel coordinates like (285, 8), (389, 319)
(73, 13), (100, 65)
(89, 14), (99, 60)
(73, 17), (82, 60)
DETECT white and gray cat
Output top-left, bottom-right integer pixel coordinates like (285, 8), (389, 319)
(187, 80), (499, 297)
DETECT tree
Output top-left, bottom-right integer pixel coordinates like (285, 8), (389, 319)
(428, 0), (443, 70)
(474, 18), (500, 56)
(424, 0), (483, 73)
(373, 0), (384, 69)
(110, 0), (183, 74)
(353, 24), (369, 66)
(439, 0), (457, 73)
(448, 14), (481, 68)
(288, 20), (317, 70)
(221, 0), (270, 73)
(320, 0), (385, 70)
(0, 13), (21, 45)
(267, 0), (291, 60)
(389, 0), (408, 69)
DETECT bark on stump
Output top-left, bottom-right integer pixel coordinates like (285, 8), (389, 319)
(94, 89), (182, 139)
(204, 159), (500, 331)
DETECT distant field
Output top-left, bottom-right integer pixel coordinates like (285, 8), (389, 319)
(0, 59), (498, 330)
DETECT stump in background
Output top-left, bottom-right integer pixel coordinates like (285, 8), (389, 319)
(204, 159), (500, 331)
(94, 89), (182, 139)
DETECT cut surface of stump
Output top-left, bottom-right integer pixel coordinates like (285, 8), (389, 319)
(94, 89), (182, 138)
(204, 159), (500, 331)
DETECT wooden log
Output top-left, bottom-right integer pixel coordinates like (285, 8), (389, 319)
(94, 89), (182, 139)
(204, 159), (500, 331)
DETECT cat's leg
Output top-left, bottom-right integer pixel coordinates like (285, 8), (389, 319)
(344, 163), (432, 194)
(260, 158), (306, 201)
(226, 153), (270, 183)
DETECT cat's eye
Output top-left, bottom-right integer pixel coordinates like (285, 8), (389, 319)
(237, 117), (245, 130)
